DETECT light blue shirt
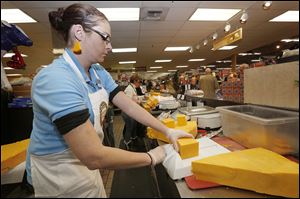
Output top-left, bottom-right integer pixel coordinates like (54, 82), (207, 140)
(26, 48), (118, 184)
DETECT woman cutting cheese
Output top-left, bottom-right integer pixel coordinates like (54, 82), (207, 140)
(25, 3), (193, 197)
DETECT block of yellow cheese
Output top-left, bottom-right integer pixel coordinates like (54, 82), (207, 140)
(177, 138), (199, 159)
(177, 114), (187, 126)
(174, 120), (197, 138)
(162, 118), (175, 128)
(147, 117), (197, 143)
(1, 139), (30, 174)
(191, 147), (299, 198)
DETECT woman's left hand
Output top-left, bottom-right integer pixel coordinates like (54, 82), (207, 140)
(166, 128), (194, 152)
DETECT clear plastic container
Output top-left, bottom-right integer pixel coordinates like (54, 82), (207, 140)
(216, 105), (299, 156)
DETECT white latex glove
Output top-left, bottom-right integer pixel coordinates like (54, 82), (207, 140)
(166, 128), (194, 152)
(147, 145), (167, 166)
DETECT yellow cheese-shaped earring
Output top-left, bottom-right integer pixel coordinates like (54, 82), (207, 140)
(72, 41), (81, 54)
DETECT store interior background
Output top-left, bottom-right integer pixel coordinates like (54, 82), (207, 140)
(1, 1), (299, 81)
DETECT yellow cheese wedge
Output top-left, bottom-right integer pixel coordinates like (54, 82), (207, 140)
(162, 118), (175, 128)
(177, 138), (199, 159)
(1, 139), (30, 174)
(192, 147), (299, 198)
(177, 114), (187, 126)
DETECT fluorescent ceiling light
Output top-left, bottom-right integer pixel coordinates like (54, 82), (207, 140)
(1, 9), (37, 23)
(3, 53), (28, 58)
(281, 38), (299, 42)
(239, 53), (252, 56)
(189, 8), (241, 21)
(155, 60), (172, 63)
(188, 59), (205, 62)
(52, 48), (65, 55)
(98, 8), (139, 21)
(119, 61), (136, 64)
(164, 47), (190, 51)
(269, 11), (299, 22)
(168, 70), (177, 72)
(207, 65), (216, 68)
(6, 74), (22, 77)
(251, 59), (261, 62)
(217, 45), (238, 50)
(112, 48), (137, 53)
(4, 67), (15, 70)
(147, 70), (157, 73)
(176, 65), (188, 68)
(150, 66), (163, 69)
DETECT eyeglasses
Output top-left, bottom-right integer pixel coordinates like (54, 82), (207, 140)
(88, 28), (111, 45)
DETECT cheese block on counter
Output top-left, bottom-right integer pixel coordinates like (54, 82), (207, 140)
(177, 114), (187, 126)
(192, 147), (299, 198)
(177, 138), (199, 159)
(147, 115), (197, 143)
(162, 118), (175, 128)
(1, 139), (30, 174)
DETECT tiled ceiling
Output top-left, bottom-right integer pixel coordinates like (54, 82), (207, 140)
(1, 1), (299, 78)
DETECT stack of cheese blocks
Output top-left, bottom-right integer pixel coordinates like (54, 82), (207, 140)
(1, 139), (30, 174)
(147, 114), (197, 143)
(191, 147), (299, 198)
(143, 96), (159, 112)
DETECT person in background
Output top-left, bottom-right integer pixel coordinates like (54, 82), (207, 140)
(159, 81), (169, 93)
(227, 73), (240, 82)
(190, 76), (199, 90)
(165, 79), (176, 96)
(122, 74), (145, 149)
(25, 4), (193, 198)
(199, 68), (220, 99)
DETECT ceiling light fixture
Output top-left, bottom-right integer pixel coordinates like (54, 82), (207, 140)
(112, 48), (137, 53)
(240, 10), (249, 24)
(224, 23), (231, 33)
(217, 45), (238, 50)
(164, 46), (190, 51)
(262, 1), (272, 10)
(188, 59), (205, 62)
(189, 8), (241, 21)
(98, 8), (140, 21)
(195, 44), (200, 50)
(189, 47), (194, 53)
(176, 65), (188, 68)
(212, 32), (218, 40)
(281, 38), (299, 42)
(203, 39), (208, 46)
(3, 53), (28, 58)
(155, 59), (172, 63)
(1, 9), (37, 23)
(150, 66), (163, 69)
(119, 61), (136, 64)
(269, 11), (299, 22)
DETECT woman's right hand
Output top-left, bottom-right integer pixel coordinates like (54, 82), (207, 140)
(147, 145), (167, 166)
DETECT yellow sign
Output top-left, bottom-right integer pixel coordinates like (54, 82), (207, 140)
(212, 28), (243, 50)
